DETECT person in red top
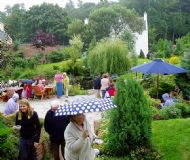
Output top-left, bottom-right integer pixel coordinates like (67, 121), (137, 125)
(37, 80), (45, 92)
(107, 85), (116, 97)
(26, 84), (33, 99)
(105, 79), (117, 98)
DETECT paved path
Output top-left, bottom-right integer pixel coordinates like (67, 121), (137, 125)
(0, 94), (102, 132)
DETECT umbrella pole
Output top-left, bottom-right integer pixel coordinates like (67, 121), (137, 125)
(157, 74), (159, 99)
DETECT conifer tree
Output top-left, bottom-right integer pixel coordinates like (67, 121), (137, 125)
(106, 77), (152, 157)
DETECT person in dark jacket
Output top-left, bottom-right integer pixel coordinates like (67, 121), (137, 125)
(93, 74), (101, 98)
(44, 100), (70, 160)
(13, 98), (41, 160)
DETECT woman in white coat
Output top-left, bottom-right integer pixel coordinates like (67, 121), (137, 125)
(64, 113), (95, 160)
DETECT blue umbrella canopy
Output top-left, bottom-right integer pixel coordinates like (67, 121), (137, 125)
(55, 97), (117, 116)
(131, 59), (187, 98)
(21, 79), (34, 84)
(131, 59), (187, 74)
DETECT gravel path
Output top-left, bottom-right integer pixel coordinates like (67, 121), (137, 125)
(0, 94), (102, 132)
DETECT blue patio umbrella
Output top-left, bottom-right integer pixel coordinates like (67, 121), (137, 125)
(21, 79), (34, 84)
(55, 97), (117, 116)
(131, 59), (187, 98)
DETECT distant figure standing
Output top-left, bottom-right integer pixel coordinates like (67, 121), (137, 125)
(101, 74), (110, 98)
(63, 72), (70, 98)
(4, 93), (19, 115)
(93, 74), (101, 98)
(13, 99), (41, 160)
(152, 52), (155, 60)
(54, 72), (64, 98)
(147, 52), (150, 59)
(44, 100), (70, 160)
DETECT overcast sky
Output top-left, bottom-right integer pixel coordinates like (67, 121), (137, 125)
(0, 0), (118, 12)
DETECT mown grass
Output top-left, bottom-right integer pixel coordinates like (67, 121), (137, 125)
(137, 58), (151, 65)
(97, 118), (190, 160)
(152, 118), (190, 160)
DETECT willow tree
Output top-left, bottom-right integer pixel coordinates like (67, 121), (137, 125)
(87, 38), (133, 74)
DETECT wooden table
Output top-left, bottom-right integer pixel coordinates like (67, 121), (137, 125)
(44, 86), (54, 98)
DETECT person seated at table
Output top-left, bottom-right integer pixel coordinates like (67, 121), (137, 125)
(170, 91), (178, 103)
(163, 96), (175, 107)
(7, 87), (15, 100)
(4, 93), (19, 115)
(31, 80), (38, 99)
(162, 93), (169, 103)
(21, 83), (27, 98)
(37, 80), (45, 92)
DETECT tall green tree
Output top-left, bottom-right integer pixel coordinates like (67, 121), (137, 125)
(69, 35), (84, 62)
(175, 48), (190, 100)
(88, 4), (143, 41)
(4, 4), (26, 41)
(67, 19), (84, 37)
(120, 0), (190, 41)
(106, 77), (152, 156)
(23, 3), (69, 44)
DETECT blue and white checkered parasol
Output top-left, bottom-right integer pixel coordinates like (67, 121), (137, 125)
(55, 97), (117, 116)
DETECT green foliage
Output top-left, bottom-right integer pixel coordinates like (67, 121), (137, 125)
(176, 33), (190, 56)
(67, 19), (84, 36)
(169, 55), (180, 64)
(139, 49), (145, 58)
(11, 67), (22, 79)
(175, 49), (190, 100)
(69, 35), (84, 62)
(106, 77), (152, 156)
(122, 0), (190, 43)
(48, 50), (64, 63)
(23, 3), (69, 44)
(152, 118), (190, 160)
(0, 114), (19, 159)
(68, 84), (87, 95)
(144, 75), (175, 99)
(88, 4), (143, 41)
(175, 103), (190, 118)
(160, 106), (181, 120)
(154, 39), (173, 58)
(12, 40), (21, 51)
(120, 31), (135, 52)
(88, 38), (131, 74)
(4, 4), (26, 41)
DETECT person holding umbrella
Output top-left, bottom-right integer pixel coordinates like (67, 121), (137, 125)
(64, 113), (96, 160)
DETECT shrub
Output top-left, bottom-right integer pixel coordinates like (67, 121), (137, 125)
(48, 50), (64, 63)
(175, 49), (190, 100)
(68, 84), (87, 95)
(106, 77), (152, 157)
(169, 55), (180, 64)
(175, 103), (190, 118)
(139, 49), (145, 58)
(11, 67), (22, 79)
(0, 114), (19, 159)
(160, 106), (181, 119)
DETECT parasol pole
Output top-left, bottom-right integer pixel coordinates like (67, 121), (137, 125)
(157, 74), (159, 99)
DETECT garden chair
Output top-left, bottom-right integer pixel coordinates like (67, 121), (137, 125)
(32, 86), (45, 100)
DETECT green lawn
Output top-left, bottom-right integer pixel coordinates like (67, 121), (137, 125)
(152, 118), (190, 160)
(137, 58), (151, 65)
